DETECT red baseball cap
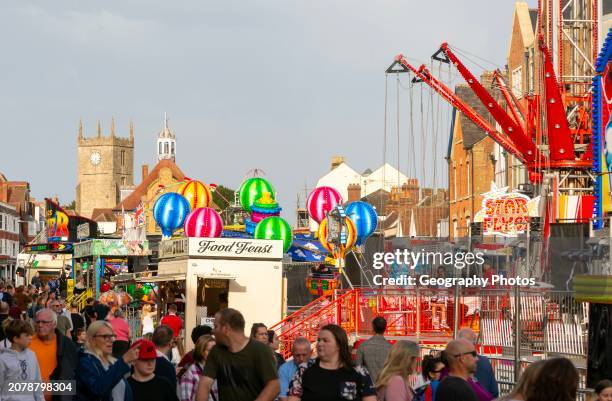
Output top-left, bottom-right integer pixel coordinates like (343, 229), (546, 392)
(131, 339), (157, 360)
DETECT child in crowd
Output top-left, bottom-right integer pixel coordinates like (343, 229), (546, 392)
(0, 319), (44, 400)
(127, 339), (179, 401)
(75, 327), (87, 350)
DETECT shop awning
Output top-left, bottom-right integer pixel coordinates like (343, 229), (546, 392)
(136, 274), (186, 283)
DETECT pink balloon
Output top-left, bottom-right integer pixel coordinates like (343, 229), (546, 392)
(184, 207), (223, 238)
(307, 186), (343, 223)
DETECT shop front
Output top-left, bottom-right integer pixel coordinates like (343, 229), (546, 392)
(157, 237), (284, 348)
(73, 239), (150, 297)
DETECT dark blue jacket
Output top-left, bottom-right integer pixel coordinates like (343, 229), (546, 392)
(475, 355), (499, 398)
(154, 355), (177, 389)
(75, 348), (133, 401)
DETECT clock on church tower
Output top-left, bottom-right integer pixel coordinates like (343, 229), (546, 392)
(75, 120), (134, 218)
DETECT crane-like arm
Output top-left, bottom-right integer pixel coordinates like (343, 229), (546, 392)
(537, 36), (577, 161)
(492, 69), (527, 129)
(389, 55), (528, 165)
(436, 43), (541, 163)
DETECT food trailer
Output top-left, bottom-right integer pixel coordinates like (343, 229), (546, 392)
(156, 237), (285, 348)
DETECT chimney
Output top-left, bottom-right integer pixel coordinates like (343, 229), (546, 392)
(142, 164), (149, 182)
(331, 156), (345, 170)
(347, 183), (361, 202)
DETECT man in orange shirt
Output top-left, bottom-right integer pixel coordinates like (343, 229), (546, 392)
(30, 308), (78, 401)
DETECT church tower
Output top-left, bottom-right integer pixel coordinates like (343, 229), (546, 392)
(157, 113), (176, 161)
(76, 118), (134, 218)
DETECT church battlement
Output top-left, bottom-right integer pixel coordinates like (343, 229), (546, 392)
(77, 119), (134, 147)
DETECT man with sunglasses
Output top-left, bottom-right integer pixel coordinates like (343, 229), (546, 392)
(458, 328), (499, 398)
(436, 339), (479, 401)
(29, 308), (77, 401)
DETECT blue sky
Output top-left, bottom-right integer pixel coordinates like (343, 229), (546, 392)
(0, 1), (536, 220)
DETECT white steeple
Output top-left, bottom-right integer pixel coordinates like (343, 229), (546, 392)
(157, 112), (176, 161)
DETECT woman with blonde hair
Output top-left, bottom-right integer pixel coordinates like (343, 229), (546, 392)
(376, 340), (419, 401)
(141, 304), (155, 336)
(499, 360), (544, 401)
(75, 320), (140, 401)
(179, 335), (217, 401)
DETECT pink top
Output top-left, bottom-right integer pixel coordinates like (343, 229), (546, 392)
(110, 317), (130, 342)
(377, 376), (413, 401)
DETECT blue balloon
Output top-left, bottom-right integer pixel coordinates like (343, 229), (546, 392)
(346, 201), (378, 245)
(153, 192), (191, 237)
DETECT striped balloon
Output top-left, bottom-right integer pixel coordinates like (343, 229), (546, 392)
(254, 216), (293, 253)
(317, 216), (357, 260)
(307, 186), (342, 223)
(178, 180), (212, 209)
(153, 192), (191, 238)
(345, 201), (378, 245)
(184, 207), (223, 238)
(239, 178), (275, 213)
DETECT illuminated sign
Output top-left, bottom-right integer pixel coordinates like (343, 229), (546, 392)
(593, 36), (612, 229)
(23, 243), (73, 254)
(46, 199), (69, 242)
(474, 183), (539, 237)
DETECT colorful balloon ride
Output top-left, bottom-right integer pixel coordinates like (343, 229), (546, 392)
(307, 186), (342, 223)
(184, 207), (223, 238)
(153, 192), (190, 238)
(254, 216), (293, 253)
(239, 178), (275, 213)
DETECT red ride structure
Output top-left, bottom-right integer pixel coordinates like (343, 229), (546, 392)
(387, 0), (601, 226)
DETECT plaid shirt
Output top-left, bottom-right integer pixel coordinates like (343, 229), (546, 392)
(355, 335), (392, 382)
(179, 363), (219, 401)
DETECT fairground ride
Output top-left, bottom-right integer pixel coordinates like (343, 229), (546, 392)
(387, 0), (602, 239)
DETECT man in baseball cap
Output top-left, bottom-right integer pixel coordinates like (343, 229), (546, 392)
(127, 339), (179, 401)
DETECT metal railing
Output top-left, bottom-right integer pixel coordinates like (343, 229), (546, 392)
(65, 289), (93, 311)
(273, 287), (590, 393)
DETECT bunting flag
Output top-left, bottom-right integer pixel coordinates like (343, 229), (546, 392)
(135, 201), (146, 227)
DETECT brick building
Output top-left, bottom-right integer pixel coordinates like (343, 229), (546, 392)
(0, 202), (19, 281)
(347, 179), (448, 238)
(0, 173), (38, 245)
(448, 83), (497, 240)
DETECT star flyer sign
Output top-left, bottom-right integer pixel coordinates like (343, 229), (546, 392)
(473, 183), (540, 237)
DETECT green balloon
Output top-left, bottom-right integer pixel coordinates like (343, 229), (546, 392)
(254, 216), (293, 253)
(127, 284), (135, 296)
(239, 178), (275, 213)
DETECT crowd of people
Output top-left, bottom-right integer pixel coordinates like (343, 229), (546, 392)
(0, 274), (610, 401)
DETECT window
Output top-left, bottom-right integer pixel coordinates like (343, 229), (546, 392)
(453, 166), (457, 201)
(512, 66), (523, 98)
(0, 239), (3, 255)
(467, 161), (471, 197)
(13, 242), (16, 257)
(171, 141), (175, 155)
(121, 150), (125, 166)
(158, 142), (162, 155)
(164, 142), (169, 154)
(121, 176), (126, 186)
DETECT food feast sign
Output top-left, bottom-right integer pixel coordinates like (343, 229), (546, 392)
(474, 183), (539, 237)
(159, 237), (283, 260)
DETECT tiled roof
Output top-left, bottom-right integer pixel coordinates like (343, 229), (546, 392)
(115, 159), (185, 210)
